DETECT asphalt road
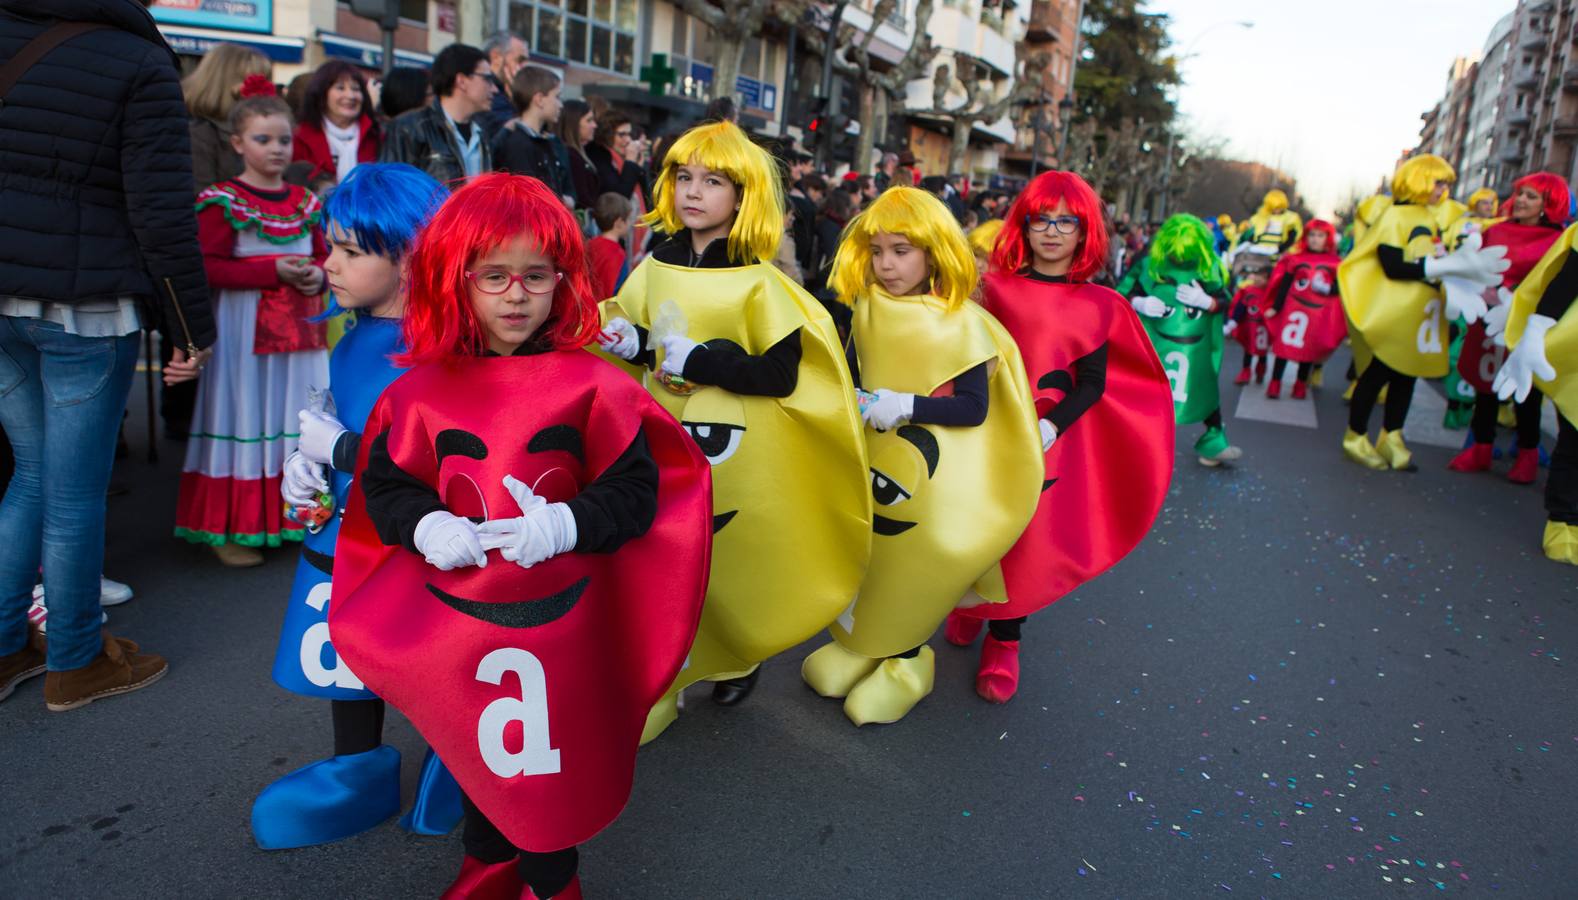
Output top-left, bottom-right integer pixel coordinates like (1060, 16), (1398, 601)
(1, 349), (1574, 899)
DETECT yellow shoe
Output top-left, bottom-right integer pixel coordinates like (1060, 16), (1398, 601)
(1342, 429), (1387, 470)
(1311, 365), (1325, 388)
(1498, 402), (1517, 429)
(843, 646), (935, 726)
(1343, 380), (1356, 402)
(1542, 521), (1578, 565)
(1376, 429), (1416, 471)
(640, 692), (679, 745)
(1378, 385), (1389, 404)
(802, 641), (880, 699)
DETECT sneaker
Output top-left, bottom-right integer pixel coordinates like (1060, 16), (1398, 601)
(32, 576), (134, 609)
(43, 630), (167, 712)
(27, 599), (107, 634)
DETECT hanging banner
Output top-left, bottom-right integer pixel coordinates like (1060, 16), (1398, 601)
(151, 0), (273, 35)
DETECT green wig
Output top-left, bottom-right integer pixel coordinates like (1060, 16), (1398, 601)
(1146, 214), (1226, 285)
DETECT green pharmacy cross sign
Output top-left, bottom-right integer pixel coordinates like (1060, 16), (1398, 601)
(641, 53), (678, 97)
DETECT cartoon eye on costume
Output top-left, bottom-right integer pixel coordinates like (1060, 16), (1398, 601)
(684, 422), (745, 465)
(1183, 307), (1203, 320)
(870, 468), (912, 506)
(1293, 264), (1313, 292)
(437, 428), (490, 521)
(527, 424), (585, 461)
(527, 424), (586, 501)
(868, 425), (939, 537)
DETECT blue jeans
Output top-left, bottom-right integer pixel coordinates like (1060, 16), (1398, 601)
(0, 317), (138, 670)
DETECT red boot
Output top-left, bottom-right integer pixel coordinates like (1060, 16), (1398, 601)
(1447, 442), (1493, 473)
(442, 856), (523, 900)
(523, 875), (583, 900)
(1234, 366), (1252, 386)
(1255, 358), (1268, 383)
(1266, 380), (1282, 399)
(1291, 380), (1308, 399)
(1507, 448), (1540, 485)
(943, 610), (983, 646)
(975, 636), (1021, 703)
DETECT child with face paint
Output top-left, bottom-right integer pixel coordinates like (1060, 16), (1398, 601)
(1262, 219), (1345, 399)
(597, 121), (870, 740)
(1118, 214), (1242, 466)
(943, 171), (1173, 702)
(1449, 174), (1569, 484)
(328, 174), (712, 898)
(799, 188), (1041, 725)
(1338, 154), (1510, 471)
(252, 164), (454, 851)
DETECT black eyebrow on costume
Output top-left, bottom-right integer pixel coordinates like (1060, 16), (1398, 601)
(435, 429), (488, 463)
(897, 425), (939, 478)
(527, 424), (584, 462)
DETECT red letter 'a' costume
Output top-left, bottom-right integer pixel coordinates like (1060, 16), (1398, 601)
(328, 352), (711, 851)
(1265, 249), (1346, 363)
(965, 273), (1175, 620)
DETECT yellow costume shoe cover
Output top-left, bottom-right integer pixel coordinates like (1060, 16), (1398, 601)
(640, 692), (679, 746)
(602, 258), (872, 696)
(1543, 521), (1578, 565)
(801, 641), (881, 699)
(1509, 224), (1578, 424)
(1376, 429), (1415, 471)
(830, 290), (1041, 659)
(1339, 203), (1449, 378)
(843, 646), (935, 726)
(1343, 429), (1388, 470)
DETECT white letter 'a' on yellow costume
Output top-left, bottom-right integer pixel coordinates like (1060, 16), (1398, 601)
(596, 121), (872, 742)
(802, 187), (1042, 726)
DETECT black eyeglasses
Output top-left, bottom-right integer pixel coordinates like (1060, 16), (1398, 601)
(1027, 214), (1081, 235)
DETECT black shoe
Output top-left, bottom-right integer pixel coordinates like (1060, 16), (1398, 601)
(711, 667), (760, 706)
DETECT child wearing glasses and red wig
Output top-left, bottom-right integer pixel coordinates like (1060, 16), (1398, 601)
(327, 173), (712, 899)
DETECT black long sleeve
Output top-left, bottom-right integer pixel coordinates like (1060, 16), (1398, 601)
(910, 363), (990, 427)
(1267, 271), (1294, 315)
(1536, 249), (1578, 320)
(1045, 343), (1109, 433)
(682, 328), (803, 398)
(361, 430), (446, 552)
(331, 431), (362, 474)
(1377, 244), (1428, 281)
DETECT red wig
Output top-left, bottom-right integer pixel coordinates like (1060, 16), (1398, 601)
(398, 173), (600, 367)
(1295, 219), (1338, 255)
(991, 170), (1109, 282)
(1509, 172), (1571, 226)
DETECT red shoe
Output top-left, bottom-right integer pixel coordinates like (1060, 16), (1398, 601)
(1255, 358), (1268, 383)
(442, 856), (523, 900)
(1507, 448), (1540, 484)
(943, 610), (983, 646)
(975, 636), (1021, 703)
(1233, 367), (1252, 386)
(1447, 443), (1493, 473)
(523, 875), (583, 900)
(1291, 380), (1308, 399)
(1266, 380), (1282, 399)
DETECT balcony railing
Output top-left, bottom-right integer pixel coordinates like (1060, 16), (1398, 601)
(1553, 115), (1578, 137)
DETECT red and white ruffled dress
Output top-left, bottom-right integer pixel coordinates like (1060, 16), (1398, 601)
(175, 180), (329, 548)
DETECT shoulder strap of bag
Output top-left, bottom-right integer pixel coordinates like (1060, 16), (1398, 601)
(0, 22), (113, 105)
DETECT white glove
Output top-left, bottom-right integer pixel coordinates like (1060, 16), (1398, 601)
(281, 450), (329, 507)
(1441, 276), (1490, 325)
(1493, 313), (1558, 403)
(862, 388), (915, 431)
(659, 334), (702, 378)
(1039, 418), (1057, 451)
(413, 510), (488, 571)
(598, 317), (641, 361)
(1131, 295), (1168, 318)
(1175, 281), (1215, 310)
(1423, 231), (1510, 286)
(1223, 320), (1239, 336)
(298, 409), (347, 465)
(1484, 301), (1512, 346)
(476, 475), (578, 569)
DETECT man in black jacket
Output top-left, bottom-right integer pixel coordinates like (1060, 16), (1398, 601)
(476, 29), (528, 140)
(0, 0), (213, 710)
(380, 43), (496, 185)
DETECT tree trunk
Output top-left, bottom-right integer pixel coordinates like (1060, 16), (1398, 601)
(874, 90), (891, 155)
(947, 117), (972, 176)
(853, 83), (877, 174)
(711, 33), (746, 108)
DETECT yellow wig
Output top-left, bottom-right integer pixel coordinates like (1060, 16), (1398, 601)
(1467, 187), (1499, 211)
(1259, 189), (1289, 214)
(830, 186), (977, 311)
(644, 120), (784, 264)
(1392, 154), (1456, 204)
(968, 218), (1005, 258)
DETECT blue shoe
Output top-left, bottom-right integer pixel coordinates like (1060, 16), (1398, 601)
(399, 747), (463, 836)
(251, 745), (400, 850)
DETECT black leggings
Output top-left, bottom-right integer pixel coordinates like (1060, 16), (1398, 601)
(1550, 413), (1578, 524)
(988, 617), (1025, 642)
(1470, 389), (1543, 449)
(461, 793), (580, 897)
(1204, 408), (1224, 430)
(1240, 349), (1265, 368)
(1271, 359), (1313, 382)
(1348, 358), (1416, 433)
(332, 698), (385, 756)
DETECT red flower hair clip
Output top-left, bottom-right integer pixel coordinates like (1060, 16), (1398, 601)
(239, 74), (277, 98)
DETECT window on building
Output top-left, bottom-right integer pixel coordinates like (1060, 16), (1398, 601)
(508, 0), (637, 75)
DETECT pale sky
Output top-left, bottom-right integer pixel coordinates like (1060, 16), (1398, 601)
(1148, 0), (1516, 218)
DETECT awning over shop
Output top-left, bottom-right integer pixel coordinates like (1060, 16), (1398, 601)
(318, 31), (435, 70)
(158, 25), (305, 63)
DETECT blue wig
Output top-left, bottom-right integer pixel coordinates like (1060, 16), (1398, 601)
(317, 163), (448, 318)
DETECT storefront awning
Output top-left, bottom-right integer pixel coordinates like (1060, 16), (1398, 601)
(318, 31), (435, 70)
(158, 25), (304, 62)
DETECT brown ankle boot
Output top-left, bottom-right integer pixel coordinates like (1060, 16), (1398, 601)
(1, 629), (46, 702)
(44, 630), (167, 711)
